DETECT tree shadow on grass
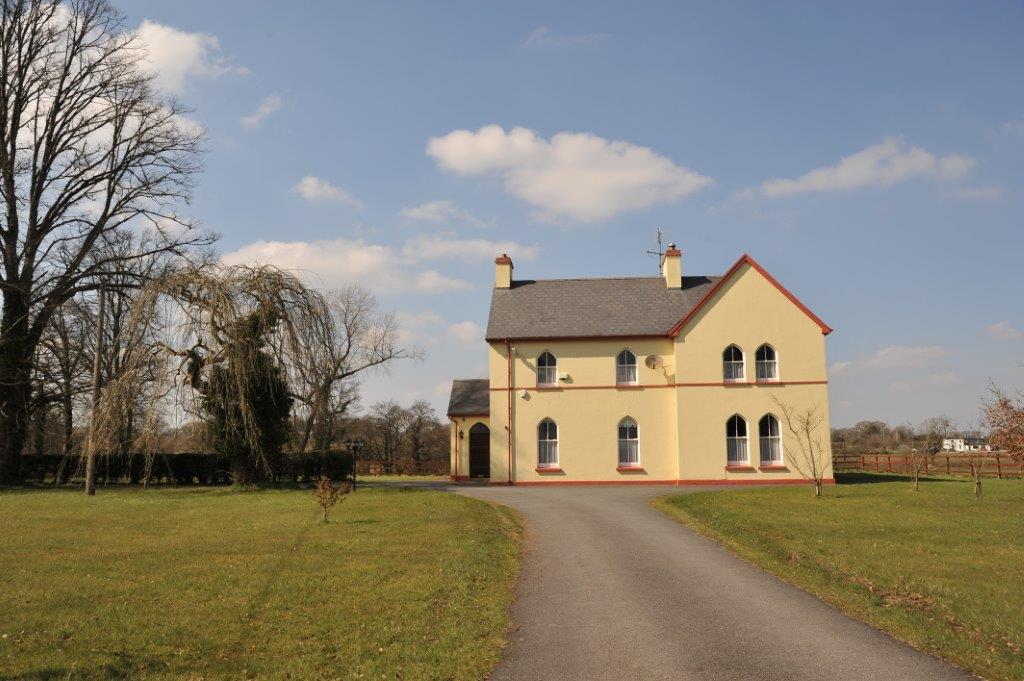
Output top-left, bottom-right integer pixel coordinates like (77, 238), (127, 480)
(0, 653), (170, 680)
(836, 471), (965, 485)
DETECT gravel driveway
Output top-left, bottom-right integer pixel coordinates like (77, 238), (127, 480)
(456, 484), (971, 681)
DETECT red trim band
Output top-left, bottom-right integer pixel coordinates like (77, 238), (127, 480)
(508, 478), (837, 487)
(489, 380), (827, 392)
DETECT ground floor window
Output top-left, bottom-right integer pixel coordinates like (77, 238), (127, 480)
(618, 417), (639, 466)
(726, 414), (748, 464)
(759, 414), (782, 464)
(538, 418), (559, 468)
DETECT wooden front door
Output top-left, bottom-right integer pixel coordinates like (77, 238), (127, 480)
(468, 423), (490, 478)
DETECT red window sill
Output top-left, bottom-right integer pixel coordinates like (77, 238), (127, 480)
(755, 379), (780, 384)
(725, 465), (755, 471)
(616, 466), (645, 472)
(758, 465), (789, 471)
(535, 467), (563, 473)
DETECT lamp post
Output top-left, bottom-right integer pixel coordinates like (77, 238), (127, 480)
(344, 438), (365, 490)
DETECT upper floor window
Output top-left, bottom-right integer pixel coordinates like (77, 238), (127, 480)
(759, 414), (782, 465)
(723, 345), (745, 382)
(537, 352), (557, 386)
(616, 349), (638, 385)
(618, 417), (639, 467)
(726, 414), (748, 464)
(538, 418), (559, 468)
(756, 344), (778, 381)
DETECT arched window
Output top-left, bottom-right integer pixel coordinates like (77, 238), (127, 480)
(537, 352), (557, 386)
(618, 417), (639, 467)
(756, 344), (778, 381)
(538, 418), (559, 468)
(616, 349), (638, 385)
(759, 414), (782, 465)
(723, 345), (745, 381)
(726, 414), (748, 464)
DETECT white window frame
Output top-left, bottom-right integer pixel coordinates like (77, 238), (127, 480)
(759, 414), (783, 465)
(617, 417), (640, 467)
(755, 344), (779, 382)
(726, 414), (749, 464)
(723, 345), (745, 382)
(538, 418), (559, 468)
(537, 351), (557, 387)
(616, 349), (638, 385)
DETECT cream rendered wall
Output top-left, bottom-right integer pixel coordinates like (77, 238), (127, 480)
(487, 338), (679, 482)
(449, 415), (490, 480)
(673, 262), (833, 481)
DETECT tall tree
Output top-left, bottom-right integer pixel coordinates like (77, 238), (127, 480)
(0, 0), (212, 483)
(289, 286), (416, 453)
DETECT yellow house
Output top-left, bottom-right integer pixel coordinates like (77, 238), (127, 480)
(447, 246), (835, 486)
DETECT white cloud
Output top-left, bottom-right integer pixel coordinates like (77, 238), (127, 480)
(750, 137), (974, 199)
(1000, 119), (1024, 137)
(396, 310), (445, 329)
(401, 234), (539, 262)
(221, 238), (469, 294)
(426, 125), (713, 222)
(222, 232), (537, 296)
(433, 380), (453, 399)
(135, 20), (248, 95)
(291, 176), (363, 208)
(985, 321), (1024, 341)
(947, 185), (1006, 201)
(830, 345), (947, 376)
(400, 200), (487, 227)
(240, 94), (283, 129)
(447, 321), (483, 347)
(891, 371), (961, 392)
(524, 26), (609, 47)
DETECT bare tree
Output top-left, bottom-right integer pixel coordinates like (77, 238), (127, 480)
(983, 384), (1024, 465)
(405, 400), (437, 462)
(289, 286), (417, 453)
(0, 0), (214, 483)
(907, 416), (954, 492)
(771, 396), (831, 497)
(367, 401), (412, 469)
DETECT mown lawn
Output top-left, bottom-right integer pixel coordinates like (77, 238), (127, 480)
(0, 486), (521, 680)
(654, 473), (1024, 681)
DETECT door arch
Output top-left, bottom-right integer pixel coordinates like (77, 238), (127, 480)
(468, 422), (490, 479)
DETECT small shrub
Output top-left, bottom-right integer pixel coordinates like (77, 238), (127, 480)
(312, 476), (351, 523)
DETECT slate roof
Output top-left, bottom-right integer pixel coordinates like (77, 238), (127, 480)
(485, 275), (720, 340)
(447, 379), (490, 416)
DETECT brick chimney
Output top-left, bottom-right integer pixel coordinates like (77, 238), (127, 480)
(662, 243), (681, 289)
(495, 253), (513, 289)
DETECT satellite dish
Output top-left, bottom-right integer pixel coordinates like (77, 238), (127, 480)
(645, 355), (664, 369)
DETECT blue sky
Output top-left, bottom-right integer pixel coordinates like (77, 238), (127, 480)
(119, 0), (1023, 428)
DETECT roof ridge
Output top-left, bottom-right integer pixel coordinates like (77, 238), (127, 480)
(512, 274), (717, 284)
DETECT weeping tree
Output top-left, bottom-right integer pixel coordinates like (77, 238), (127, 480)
(0, 0), (214, 484)
(88, 264), (330, 487)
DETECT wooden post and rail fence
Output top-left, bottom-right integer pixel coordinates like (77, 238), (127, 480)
(832, 451), (1023, 478)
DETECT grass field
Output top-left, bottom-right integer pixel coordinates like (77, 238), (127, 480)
(0, 485), (521, 680)
(654, 473), (1024, 681)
